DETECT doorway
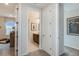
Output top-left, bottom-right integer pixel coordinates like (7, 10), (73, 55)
(0, 3), (18, 56)
(27, 8), (40, 53)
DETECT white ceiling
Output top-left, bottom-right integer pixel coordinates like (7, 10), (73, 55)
(64, 3), (79, 12)
(0, 3), (17, 17)
(0, 3), (49, 17)
(0, 3), (49, 10)
(0, 4), (16, 10)
(27, 3), (50, 9)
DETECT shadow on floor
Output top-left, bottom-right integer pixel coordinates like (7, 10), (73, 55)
(61, 46), (79, 56)
(26, 46), (79, 56)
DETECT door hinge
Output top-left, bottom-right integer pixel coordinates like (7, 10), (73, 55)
(16, 22), (19, 24)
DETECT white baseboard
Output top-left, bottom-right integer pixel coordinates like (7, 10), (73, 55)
(64, 45), (79, 50)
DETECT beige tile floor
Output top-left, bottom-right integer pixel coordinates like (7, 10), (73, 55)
(28, 40), (39, 53)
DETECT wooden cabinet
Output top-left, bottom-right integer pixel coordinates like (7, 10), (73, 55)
(10, 31), (15, 47)
(33, 33), (39, 44)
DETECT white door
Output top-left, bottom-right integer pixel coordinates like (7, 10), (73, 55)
(41, 4), (57, 55)
(41, 7), (52, 55)
(41, 8), (47, 51)
(46, 6), (56, 55)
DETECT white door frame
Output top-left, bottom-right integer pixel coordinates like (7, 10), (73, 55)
(27, 8), (42, 53)
(15, 6), (19, 56)
(18, 4), (63, 56)
(39, 8), (42, 49)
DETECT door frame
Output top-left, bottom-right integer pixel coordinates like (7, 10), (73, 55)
(15, 7), (18, 56)
(27, 8), (42, 53)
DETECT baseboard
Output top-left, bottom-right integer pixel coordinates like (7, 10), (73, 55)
(64, 45), (79, 50)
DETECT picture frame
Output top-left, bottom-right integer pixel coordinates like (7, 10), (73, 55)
(31, 23), (37, 31)
(67, 16), (79, 35)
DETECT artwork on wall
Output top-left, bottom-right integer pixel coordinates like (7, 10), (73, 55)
(31, 23), (37, 31)
(67, 16), (79, 35)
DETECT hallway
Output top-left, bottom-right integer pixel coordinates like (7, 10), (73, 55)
(26, 46), (79, 56)
(26, 49), (50, 56)
(0, 43), (15, 56)
(28, 41), (39, 52)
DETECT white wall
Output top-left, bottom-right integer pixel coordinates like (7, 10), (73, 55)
(18, 4), (28, 56)
(64, 3), (79, 49)
(58, 4), (64, 55)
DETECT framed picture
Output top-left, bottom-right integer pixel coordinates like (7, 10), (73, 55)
(67, 16), (79, 35)
(31, 23), (37, 31)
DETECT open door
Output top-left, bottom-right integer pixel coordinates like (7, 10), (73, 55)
(41, 7), (52, 55)
(15, 7), (19, 56)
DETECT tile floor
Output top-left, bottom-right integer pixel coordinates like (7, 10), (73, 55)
(0, 43), (79, 56)
(0, 43), (15, 56)
(28, 40), (39, 53)
(61, 46), (79, 56)
(26, 46), (79, 56)
(26, 49), (50, 56)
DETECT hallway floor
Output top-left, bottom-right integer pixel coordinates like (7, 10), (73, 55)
(26, 46), (79, 56)
(1, 43), (79, 56)
(26, 49), (50, 56)
(0, 43), (15, 56)
(62, 46), (79, 56)
(28, 41), (39, 53)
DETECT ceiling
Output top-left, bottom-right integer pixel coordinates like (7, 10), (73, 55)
(0, 3), (49, 9)
(27, 3), (50, 9)
(0, 3), (49, 17)
(0, 3), (17, 17)
(64, 3), (79, 12)
(0, 3), (17, 7)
